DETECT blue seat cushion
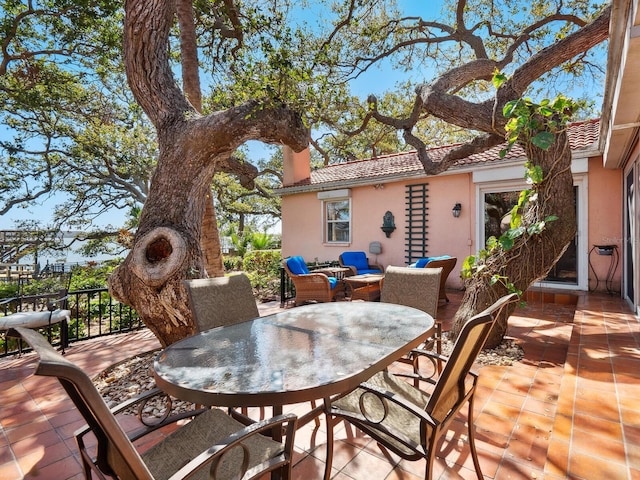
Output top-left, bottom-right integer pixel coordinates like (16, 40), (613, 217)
(286, 256), (310, 275)
(413, 255), (452, 268)
(357, 268), (383, 274)
(341, 252), (369, 272)
(328, 277), (339, 289)
(414, 257), (432, 268)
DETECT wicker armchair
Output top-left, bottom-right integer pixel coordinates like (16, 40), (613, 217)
(283, 256), (345, 306)
(338, 251), (383, 276)
(9, 326), (298, 480)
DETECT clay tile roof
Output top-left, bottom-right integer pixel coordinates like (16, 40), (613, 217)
(284, 119), (600, 191)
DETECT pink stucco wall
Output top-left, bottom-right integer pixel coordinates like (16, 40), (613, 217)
(587, 156), (623, 292)
(281, 173), (476, 290)
(281, 154), (624, 292)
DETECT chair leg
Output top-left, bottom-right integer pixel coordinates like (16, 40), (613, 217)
(467, 395), (484, 480)
(323, 399), (334, 480)
(311, 399), (321, 427)
(425, 435), (438, 480)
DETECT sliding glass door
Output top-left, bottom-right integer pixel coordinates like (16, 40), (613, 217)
(478, 178), (586, 290)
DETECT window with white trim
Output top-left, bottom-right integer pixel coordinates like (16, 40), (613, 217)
(324, 198), (351, 243)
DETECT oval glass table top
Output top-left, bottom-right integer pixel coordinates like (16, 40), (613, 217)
(153, 301), (434, 407)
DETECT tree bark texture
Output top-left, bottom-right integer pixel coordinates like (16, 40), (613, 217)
(452, 128), (576, 349)
(175, 0), (225, 277)
(109, 0), (308, 346)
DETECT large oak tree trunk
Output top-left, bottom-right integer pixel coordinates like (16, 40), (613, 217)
(176, 0), (225, 278)
(452, 127), (576, 348)
(109, 0), (307, 346)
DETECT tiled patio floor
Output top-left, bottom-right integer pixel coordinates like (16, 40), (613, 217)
(1, 290), (638, 479)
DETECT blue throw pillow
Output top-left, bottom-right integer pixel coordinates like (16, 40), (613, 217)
(428, 255), (452, 262)
(414, 255), (451, 268)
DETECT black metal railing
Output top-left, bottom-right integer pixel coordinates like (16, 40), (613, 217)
(1, 287), (142, 357)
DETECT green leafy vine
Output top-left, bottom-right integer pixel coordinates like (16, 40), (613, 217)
(461, 72), (578, 294)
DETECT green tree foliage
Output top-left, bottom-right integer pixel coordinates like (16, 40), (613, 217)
(2, 0), (607, 246)
(0, 1), (153, 249)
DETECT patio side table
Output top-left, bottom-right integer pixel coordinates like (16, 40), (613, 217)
(344, 273), (385, 301)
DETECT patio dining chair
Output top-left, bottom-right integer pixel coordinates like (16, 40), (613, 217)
(324, 293), (519, 480)
(184, 273), (266, 418)
(184, 273), (259, 331)
(412, 256), (458, 303)
(380, 265), (443, 372)
(9, 326), (298, 480)
(185, 272), (320, 424)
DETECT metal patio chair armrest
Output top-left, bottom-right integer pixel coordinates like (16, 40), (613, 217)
(167, 413), (298, 480)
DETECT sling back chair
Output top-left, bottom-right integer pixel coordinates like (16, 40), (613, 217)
(184, 272), (319, 424)
(380, 265), (443, 372)
(184, 273), (259, 332)
(324, 293), (518, 480)
(9, 326), (297, 480)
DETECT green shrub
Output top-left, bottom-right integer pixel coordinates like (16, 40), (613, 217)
(242, 250), (281, 302)
(0, 283), (19, 299)
(223, 256), (243, 272)
(242, 250), (281, 277)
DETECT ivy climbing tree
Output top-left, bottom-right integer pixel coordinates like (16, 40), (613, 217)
(453, 89), (579, 347)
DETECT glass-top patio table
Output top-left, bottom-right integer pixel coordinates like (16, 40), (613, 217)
(154, 301), (433, 479)
(153, 301), (434, 423)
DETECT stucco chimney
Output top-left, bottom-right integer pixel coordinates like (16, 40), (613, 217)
(283, 145), (311, 186)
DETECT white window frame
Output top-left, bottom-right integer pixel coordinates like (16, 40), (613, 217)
(322, 197), (352, 245)
(474, 171), (588, 291)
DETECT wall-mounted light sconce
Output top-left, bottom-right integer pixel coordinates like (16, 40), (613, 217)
(381, 211), (396, 238)
(452, 203), (462, 218)
(373, 183), (385, 190)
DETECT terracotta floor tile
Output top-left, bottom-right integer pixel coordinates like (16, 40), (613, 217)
(0, 462), (22, 480)
(572, 411), (623, 440)
(488, 388), (527, 410)
(494, 457), (545, 480)
(481, 401), (523, 422)
(518, 411), (554, 435)
(521, 395), (556, 417)
(544, 437), (570, 477)
(3, 293), (640, 480)
(385, 466), (423, 480)
(624, 424), (640, 446)
(572, 431), (626, 463)
(505, 424), (549, 470)
(573, 395), (620, 422)
(568, 450), (628, 479)
(549, 414), (572, 443)
(340, 447), (395, 480)
(475, 412), (517, 438)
